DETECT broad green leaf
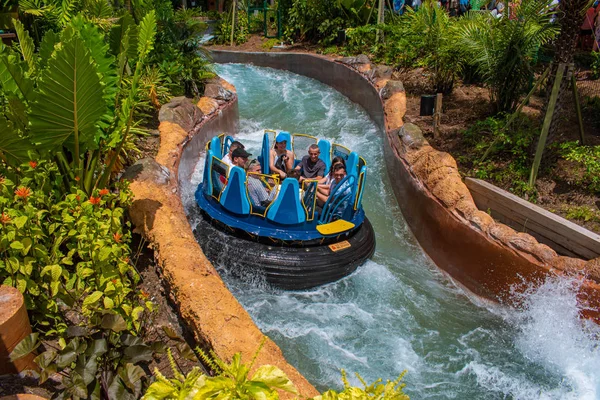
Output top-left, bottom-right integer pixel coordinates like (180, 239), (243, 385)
(34, 350), (57, 384)
(100, 313), (127, 332)
(0, 117), (33, 166)
(109, 13), (138, 59)
(13, 215), (28, 229)
(51, 264), (62, 281)
(0, 45), (34, 101)
(252, 365), (298, 394)
(107, 375), (137, 400)
(142, 379), (176, 399)
(10, 240), (24, 250)
(87, 338), (108, 357)
(103, 296), (114, 309)
(6, 96), (28, 132)
(16, 276), (26, 292)
(83, 290), (103, 306)
(63, 370), (88, 399)
(69, 16), (118, 106)
(119, 363), (146, 392)
(29, 35), (106, 155)
(12, 19), (36, 74)
(38, 30), (59, 70)
(56, 337), (86, 368)
(10, 332), (40, 361)
(21, 237), (32, 255)
(176, 342), (197, 362)
(123, 344), (153, 364)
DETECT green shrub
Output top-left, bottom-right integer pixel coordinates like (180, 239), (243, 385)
(558, 141), (600, 193)
(0, 161), (149, 333)
(215, 8), (249, 45)
(457, 0), (558, 113)
(143, 343), (298, 400)
(262, 38), (280, 50)
(10, 310), (162, 399)
(462, 115), (538, 197)
(591, 52), (600, 80)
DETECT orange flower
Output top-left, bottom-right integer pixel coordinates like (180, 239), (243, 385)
(111, 278), (118, 284)
(0, 176), (5, 185)
(122, 257), (130, 263)
(74, 176), (80, 182)
(28, 161), (37, 169)
(99, 188), (109, 196)
(89, 196), (101, 205)
(15, 186), (31, 200)
(113, 232), (122, 243)
(0, 213), (11, 225)
(140, 290), (149, 299)
(75, 195), (81, 202)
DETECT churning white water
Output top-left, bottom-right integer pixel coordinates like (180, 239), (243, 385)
(181, 63), (600, 399)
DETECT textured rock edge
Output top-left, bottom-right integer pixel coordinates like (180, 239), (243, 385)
(126, 78), (319, 398)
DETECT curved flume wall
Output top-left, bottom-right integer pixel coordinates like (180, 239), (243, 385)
(177, 59), (600, 399)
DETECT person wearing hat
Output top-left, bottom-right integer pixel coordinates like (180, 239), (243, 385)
(269, 133), (295, 179)
(222, 140), (245, 168)
(231, 147), (252, 169)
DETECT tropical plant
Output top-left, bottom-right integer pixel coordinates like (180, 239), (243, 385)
(151, 6), (215, 97)
(215, 4), (249, 45)
(405, 1), (461, 94)
(284, 0), (346, 44)
(558, 141), (600, 193)
(142, 342), (298, 400)
(0, 11), (157, 195)
(457, 0), (558, 113)
(312, 370), (410, 400)
(592, 51), (600, 80)
(10, 310), (162, 400)
(0, 160), (150, 331)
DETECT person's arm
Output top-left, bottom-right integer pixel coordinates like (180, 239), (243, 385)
(316, 190), (329, 204)
(317, 184), (330, 196)
(314, 162), (326, 180)
(269, 149), (286, 179)
(285, 150), (294, 172)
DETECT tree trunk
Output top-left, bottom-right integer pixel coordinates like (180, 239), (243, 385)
(544, 0), (588, 139)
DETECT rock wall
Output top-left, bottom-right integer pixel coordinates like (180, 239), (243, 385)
(210, 50), (600, 323)
(126, 78), (319, 398)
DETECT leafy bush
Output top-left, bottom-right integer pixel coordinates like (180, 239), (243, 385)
(215, 7), (249, 45)
(315, 370), (409, 400)
(143, 343), (298, 400)
(591, 51), (600, 80)
(10, 310), (162, 400)
(461, 115), (538, 196)
(0, 12), (157, 195)
(457, 0), (558, 113)
(0, 161), (149, 333)
(284, 0), (349, 45)
(151, 7), (215, 97)
(558, 141), (600, 193)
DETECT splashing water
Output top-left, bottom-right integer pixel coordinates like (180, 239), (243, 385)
(181, 63), (600, 399)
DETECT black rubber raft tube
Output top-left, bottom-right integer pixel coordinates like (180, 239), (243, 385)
(194, 213), (376, 290)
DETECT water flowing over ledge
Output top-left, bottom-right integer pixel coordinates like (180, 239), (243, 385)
(209, 50), (600, 325)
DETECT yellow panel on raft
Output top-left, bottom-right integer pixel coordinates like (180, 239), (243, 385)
(316, 219), (355, 235)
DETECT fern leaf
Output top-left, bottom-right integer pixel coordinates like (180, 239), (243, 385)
(137, 10), (157, 61)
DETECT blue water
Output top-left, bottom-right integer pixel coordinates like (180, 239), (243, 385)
(183, 63), (600, 399)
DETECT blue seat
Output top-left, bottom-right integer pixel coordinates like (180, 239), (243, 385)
(346, 151), (359, 179)
(266, 178), (306, 225)
(318, 139), (331, 174)
(219, 166), (250, 215)
(210, 136), (222, 159)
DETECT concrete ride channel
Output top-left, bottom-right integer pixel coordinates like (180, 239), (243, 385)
(181, 63), (600, 399)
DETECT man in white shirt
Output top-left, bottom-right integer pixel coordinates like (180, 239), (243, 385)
(222, 141), (245, 167)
